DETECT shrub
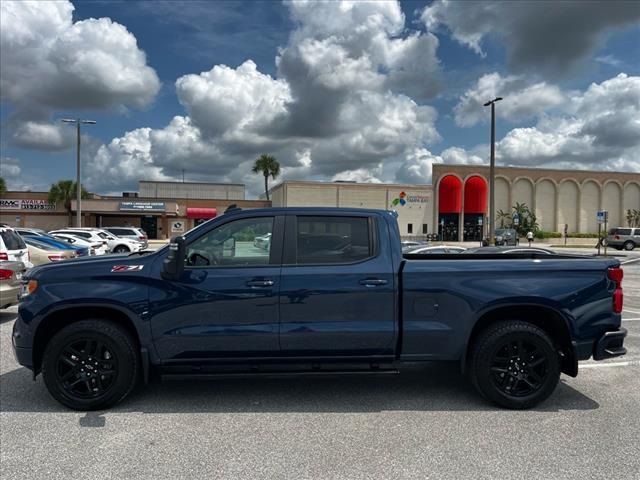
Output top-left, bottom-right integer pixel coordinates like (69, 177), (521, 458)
(535, 231), (562, 239)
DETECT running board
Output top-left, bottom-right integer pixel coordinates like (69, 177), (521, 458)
(161, 369), (400, 381)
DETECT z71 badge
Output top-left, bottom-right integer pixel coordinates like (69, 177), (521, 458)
(111, 265), (144, 273)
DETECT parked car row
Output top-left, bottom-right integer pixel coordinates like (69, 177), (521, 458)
(0, 224), (149, 272)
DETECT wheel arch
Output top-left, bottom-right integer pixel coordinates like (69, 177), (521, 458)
(32, 304), (143, 376)
(461, 304), (577, 377)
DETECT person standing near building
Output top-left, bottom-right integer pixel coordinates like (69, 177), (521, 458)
(527, 230), (534, 247)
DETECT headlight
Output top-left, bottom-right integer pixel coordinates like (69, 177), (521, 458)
(19, 279), (38, 298)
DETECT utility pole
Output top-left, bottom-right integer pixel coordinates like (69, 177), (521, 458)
(61, 118), (96, 227)
(483, 97), (502, 245)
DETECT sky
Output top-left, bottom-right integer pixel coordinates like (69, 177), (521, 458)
(1, 0), (639, 198)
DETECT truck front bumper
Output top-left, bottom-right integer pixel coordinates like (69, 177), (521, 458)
(12, 312), (34, 369)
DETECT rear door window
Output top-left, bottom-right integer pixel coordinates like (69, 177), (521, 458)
(616, 229), (632, 235)
(1, 230), (27, 250)
(295, 216), (372, 264)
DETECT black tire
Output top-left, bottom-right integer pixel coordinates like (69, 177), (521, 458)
(469, 321), (560, 409)
(623, 241), (635, 251)
(113, 245), (130, 253)
(42, 319), (139, 410)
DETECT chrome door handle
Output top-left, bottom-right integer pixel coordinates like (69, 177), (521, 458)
(246, 279), (274, 287)
(359, 278), (388, 287)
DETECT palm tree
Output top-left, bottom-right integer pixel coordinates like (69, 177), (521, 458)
(0, 177), (6, 196)
(496, 209), (510, 229)
(48, 180), (89, 226)
(252, 154), (280, 202)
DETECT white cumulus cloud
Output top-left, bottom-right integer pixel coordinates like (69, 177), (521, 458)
(0, 0), (160, 150)
(454, 73), (566, 127)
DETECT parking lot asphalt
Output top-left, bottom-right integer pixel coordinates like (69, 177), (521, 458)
(1, 250), (639, 480)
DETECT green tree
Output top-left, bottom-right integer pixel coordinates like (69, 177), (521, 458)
(500, 202), (539, 237)
(0, 177), (6, 196)
(48, 180), (89, 226)
(496, 209), (510, 229)
(626, 209), (640, 228)
(252, 154), (280, 202)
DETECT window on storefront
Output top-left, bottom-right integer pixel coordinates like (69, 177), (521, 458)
(422, 224), (428, 234)
(407, 223), (413, 234)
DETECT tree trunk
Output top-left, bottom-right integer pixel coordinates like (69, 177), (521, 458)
(264, 173), (270, 202)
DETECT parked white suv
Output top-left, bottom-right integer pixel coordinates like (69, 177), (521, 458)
(51, 233), (108, 256)
(0, 226), (33, 268)
(50, 228), (142, 254)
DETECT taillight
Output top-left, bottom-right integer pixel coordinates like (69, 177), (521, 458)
(0, 253), (8, 261)
(608, 266), (624, 314)
(48, 255), (65, 262)
(0, 269), (12, 280)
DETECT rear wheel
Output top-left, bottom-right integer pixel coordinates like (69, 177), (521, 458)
(470, 321), (560, 409)
(113, 245), (130, 253)
(623, 241), (635, 251)
(42, 320), (139, 410)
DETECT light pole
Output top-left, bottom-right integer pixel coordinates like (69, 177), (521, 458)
(61, 118), (96, 227)
(483, 97), (502, 245)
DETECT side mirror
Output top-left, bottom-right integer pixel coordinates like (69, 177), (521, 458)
(161, 236), (186, 280)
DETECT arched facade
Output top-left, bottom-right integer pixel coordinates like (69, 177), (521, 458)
(437, 175), (463, 241)
(623, 182), (640, 216)
(512, 177), (534, 211)
(580, 180), (600, 234)
(535, 179), (557, 231)
(463, 175), (487, 241)
(603, 181), (622, 229)
(430, 165), (639, 241)
(558, 180), (580, 232)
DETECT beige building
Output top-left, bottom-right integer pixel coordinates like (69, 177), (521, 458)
(1, 181), (270, 239)
(269, 180), (434, 237)
(432, 165), (640, 241)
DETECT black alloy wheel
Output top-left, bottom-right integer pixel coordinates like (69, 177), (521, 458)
(56, 338), (118, 399)
(470, 321), (560, 409)
(489, 339), (549, 397)
(42, 320), (139, 410)
(113, 245), (130, 253)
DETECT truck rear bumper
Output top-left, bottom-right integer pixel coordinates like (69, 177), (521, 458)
(593, 327), (627, 360)
(573, 327), (627, 362)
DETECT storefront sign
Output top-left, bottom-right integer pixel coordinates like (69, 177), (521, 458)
(0, 199), (56, 211)
(119, 201), (166, 212)
(390, 191), (429, 207)
(171, 221), (185, 233)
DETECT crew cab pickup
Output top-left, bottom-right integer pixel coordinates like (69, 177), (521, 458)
(13, 208), (627, 410)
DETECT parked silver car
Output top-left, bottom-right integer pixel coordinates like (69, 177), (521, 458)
(0, 261), (26, 309)
(606, 227), (639, 251)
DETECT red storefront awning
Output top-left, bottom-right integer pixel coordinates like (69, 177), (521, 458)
(186, 207), (217, 219)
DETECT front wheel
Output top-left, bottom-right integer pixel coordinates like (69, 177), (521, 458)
(42, 320), (139, 410)
(469, 321), (560, 409)
(113, 245), (130, 253)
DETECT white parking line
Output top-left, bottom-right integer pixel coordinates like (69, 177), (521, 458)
(623, 318), (640, 322)
(621, 257), (640, 265)
(581, 361), (640, 369)
(623, 308), (640, 315)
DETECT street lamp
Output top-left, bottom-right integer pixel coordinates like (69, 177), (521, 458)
(61, 118), (96, 227)
(483, 97), (502, 245)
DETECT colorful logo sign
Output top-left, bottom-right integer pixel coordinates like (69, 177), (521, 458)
(391, 191), (407, 207)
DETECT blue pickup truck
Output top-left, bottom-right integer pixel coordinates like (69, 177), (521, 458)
(13, 207), (627, 410)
